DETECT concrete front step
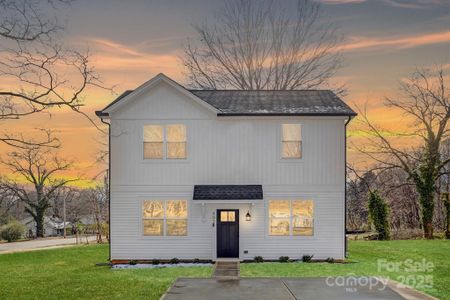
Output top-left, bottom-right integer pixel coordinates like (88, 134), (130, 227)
(213, 261), (240, 279)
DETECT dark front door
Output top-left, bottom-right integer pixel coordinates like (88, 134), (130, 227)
(217, 209), (239, 258)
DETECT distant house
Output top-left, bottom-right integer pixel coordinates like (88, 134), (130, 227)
(77, 215), (96, 226)
(23, 216), (71, 237)
(96, 73), (356, 262)
(75, 215), (97, 234)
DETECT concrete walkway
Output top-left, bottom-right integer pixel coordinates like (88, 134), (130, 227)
(0, 236), (97, 254)
(162, 277), (435, 300)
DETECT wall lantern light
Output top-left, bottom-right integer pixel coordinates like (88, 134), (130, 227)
(245, 211), (251, 221)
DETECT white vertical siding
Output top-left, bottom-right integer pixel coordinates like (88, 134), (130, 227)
(109, 81), (346, 260)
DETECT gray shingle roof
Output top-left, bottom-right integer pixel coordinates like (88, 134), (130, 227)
(189, 90), (356, 116)
(193, 185), (263, 200)
(98, 86), (356, 117)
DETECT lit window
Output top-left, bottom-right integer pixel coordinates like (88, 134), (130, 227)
(269, 201), (290, 236)
(143, 124), (187, 159)
(269, 200), (313, 236)
(220, 211), (236, 222)
(281, 124), (302, 159)
(144, 125), (163, 159)
(142, 200), (164, 236)
(166, 200), (188, 236)
(292, 200), (314, 236)
(166, 124), (187, 159)
(143, 200), (188, 236)
(143, 219), (164, 236)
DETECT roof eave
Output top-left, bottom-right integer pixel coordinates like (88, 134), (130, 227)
(95, 110), (109, 118)
(216, 112), (358, 117)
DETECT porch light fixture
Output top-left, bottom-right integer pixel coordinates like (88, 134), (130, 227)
(245, 211), (251, 221)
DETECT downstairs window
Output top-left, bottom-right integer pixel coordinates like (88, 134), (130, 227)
(142, 200), (188, 236)
(268, 200), (313, 236)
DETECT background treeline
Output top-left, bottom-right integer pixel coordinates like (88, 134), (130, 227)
(0, 183), (109, 242)
(347, 140), (450, 239)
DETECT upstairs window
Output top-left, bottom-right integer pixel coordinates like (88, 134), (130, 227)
(144, 124), (186, 159)
(281, 124), (302, 159)
(166, 124), (187, 159)
(144, 125), (164, 159)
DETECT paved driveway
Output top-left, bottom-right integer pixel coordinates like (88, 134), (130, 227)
(162, 277), (433, 300)
(0, 236), (97, 254)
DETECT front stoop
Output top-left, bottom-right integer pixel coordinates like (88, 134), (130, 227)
(213, 261), (240, 280)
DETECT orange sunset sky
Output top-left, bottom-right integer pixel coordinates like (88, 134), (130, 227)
(1, 0), (450, 185)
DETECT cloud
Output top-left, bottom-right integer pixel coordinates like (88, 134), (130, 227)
(80, 37), (185, 86)
(340, 30), (450, 52)
(319, 0), (447, 8)
(382, 0), (447, 9)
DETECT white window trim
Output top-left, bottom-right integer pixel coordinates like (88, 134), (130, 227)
(278, 123), (303, 162)
(266, 199), (315, 238)
(139, 198), (189, 238)
(141, 123), (190, 163)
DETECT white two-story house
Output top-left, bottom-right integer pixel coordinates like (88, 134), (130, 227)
(96, 73), (356, 263)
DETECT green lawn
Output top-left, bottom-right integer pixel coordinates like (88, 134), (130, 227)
(0, 240), (448, 300)
(0, 245), (212, 300)
(242, 240), (449, 299)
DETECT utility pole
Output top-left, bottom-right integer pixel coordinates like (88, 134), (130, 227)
(63, 192), (67, 239)
(63, 189), (71, 239)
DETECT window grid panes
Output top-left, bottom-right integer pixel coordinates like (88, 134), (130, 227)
(281, 124), (302, 159)
(143, 200), (188, 236)
(143, 125), (164, 159)
(166, 124), (187, 159)
(143, 124), (187, 160)
(220, 211), (236, 222)
(269, 200), (313, 236)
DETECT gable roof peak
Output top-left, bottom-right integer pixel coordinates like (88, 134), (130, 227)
(97, 73), (220, 116)
(96, 74), (356, 118)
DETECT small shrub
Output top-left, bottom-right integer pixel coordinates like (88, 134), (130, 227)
(152, 259), (160, 265)
(254, 256), (264, 263)
(302, 254), (314, 263)
(279, 256), (289, 263)
(129, 260), (137, 265)
(325, 257), (335, 263)
(193, 258), (201, 264)
(0, 221), (25, 242)
(169, 258), (179, 264)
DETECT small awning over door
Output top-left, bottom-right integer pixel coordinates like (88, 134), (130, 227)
(193, 185), (263, 201)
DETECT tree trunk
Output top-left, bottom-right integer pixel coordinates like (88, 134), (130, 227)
(419, 193), (435, 239)
(96, 216), (103, 244)
(35, 211), (45, 238)
(443, 193), (450, 239)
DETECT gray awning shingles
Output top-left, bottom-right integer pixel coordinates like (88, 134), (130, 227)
(193, 185), (263, 200)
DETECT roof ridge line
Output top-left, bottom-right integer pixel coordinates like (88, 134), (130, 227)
(189, 89), (332, 92)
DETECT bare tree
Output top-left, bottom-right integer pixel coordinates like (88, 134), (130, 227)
(346, 167), (374, 231)
(0, 184), (18, 224)
(182, 0), (343, 92)
(85, 184), (108, 243)
(0, 146), (77, 237)
(356, 66), (450, 239)
(0, 0), (107, 149)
